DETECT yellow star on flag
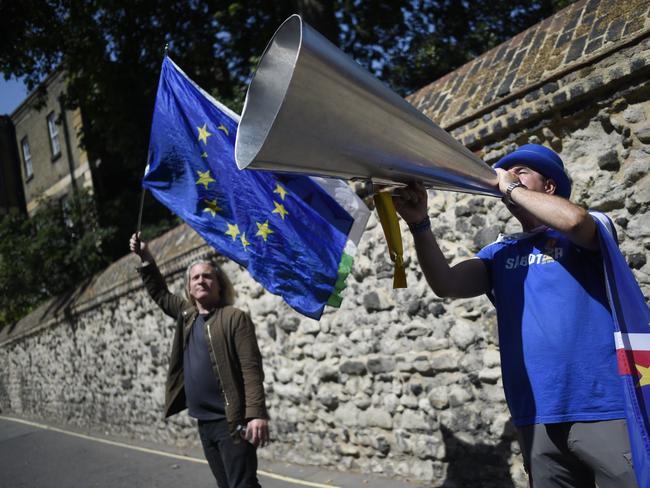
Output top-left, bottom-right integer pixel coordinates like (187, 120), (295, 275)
(241, 232), (250, 250)
(637, 364), (650, 387)
(272, 201), (289, 220)
(255, 220), (274, 241)
(274, 183), (287, 200)
(201, 152), (208, 159)
(203, 199), (221, 217)
(196, 170), (216, 189)
(218, 123), (229, 136)
(197, 123), (212, 144)
(225, 223), (240, 241)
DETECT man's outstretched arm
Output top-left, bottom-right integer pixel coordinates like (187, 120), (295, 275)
(393, 183), (490, 299)
(129, 233), (186, 318)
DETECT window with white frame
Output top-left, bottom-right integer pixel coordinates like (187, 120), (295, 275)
(47, 111), (61, 158)
(21, 136), (33, 180)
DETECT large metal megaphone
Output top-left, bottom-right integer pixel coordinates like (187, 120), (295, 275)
(235, 15), (500, 197)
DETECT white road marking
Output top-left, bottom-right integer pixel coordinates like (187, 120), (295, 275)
(0, 415), (338, 488)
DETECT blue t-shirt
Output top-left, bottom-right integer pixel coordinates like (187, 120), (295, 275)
(476, 217), (625, 426)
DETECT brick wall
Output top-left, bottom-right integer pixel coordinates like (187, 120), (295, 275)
(409, 0), (650, 133)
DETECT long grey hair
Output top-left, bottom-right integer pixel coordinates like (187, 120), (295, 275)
(184, 258), (236, 307)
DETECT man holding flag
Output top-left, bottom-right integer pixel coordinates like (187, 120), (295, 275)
(130, 233), (268, 487)
(394, 144), (645, 487)
(129, 53), (370, 487)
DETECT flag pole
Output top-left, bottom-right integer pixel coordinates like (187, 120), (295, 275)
(136, 187), (146, 234)
(136, 43), (169, 235)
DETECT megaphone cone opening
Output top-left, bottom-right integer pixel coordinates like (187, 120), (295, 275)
(234, 14), (500, 198)
(235, 14), (302, 169)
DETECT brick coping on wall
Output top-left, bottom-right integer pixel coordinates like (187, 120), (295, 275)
(407, 0), (650, 131)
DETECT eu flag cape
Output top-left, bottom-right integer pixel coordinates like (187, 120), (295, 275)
(144, 57), (369, 319)
(594, 214), (650, 486)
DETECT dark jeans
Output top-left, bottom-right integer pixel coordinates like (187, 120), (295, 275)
(198, 419), (261, 488)
(517, 419), (636, 488)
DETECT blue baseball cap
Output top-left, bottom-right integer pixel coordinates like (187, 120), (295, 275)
(493, 144), (571, 198)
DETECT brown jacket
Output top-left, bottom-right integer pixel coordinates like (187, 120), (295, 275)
(138, 261), (268, 436)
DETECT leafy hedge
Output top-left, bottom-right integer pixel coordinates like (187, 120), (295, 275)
(0, 191), (115, 328)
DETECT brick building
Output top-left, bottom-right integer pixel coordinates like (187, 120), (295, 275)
(8, 70), (95, 216)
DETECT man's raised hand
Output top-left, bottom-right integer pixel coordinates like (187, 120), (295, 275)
(129, 232), (153, 262)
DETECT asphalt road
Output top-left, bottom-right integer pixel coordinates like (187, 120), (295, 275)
(0, 416), (420, 488)
(0, 416), (322, 488)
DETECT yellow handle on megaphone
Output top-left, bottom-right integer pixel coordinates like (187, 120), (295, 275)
(373, 191), (407, 289)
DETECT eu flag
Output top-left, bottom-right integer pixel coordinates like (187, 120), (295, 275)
(144, 57), (355, 319)
(593, 214), (650, 487)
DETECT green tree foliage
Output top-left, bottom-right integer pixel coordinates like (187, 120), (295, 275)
(341, 0), (574, 94)
(0, 190), (114, 328)
(0, 0), (572, 262)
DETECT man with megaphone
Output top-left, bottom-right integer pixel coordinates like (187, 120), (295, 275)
(394, 143), (636, 488)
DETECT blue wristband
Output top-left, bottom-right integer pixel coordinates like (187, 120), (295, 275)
(408, 216), (431, 234)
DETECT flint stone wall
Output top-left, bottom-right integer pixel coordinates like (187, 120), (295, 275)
(1, 1), (650, 486)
